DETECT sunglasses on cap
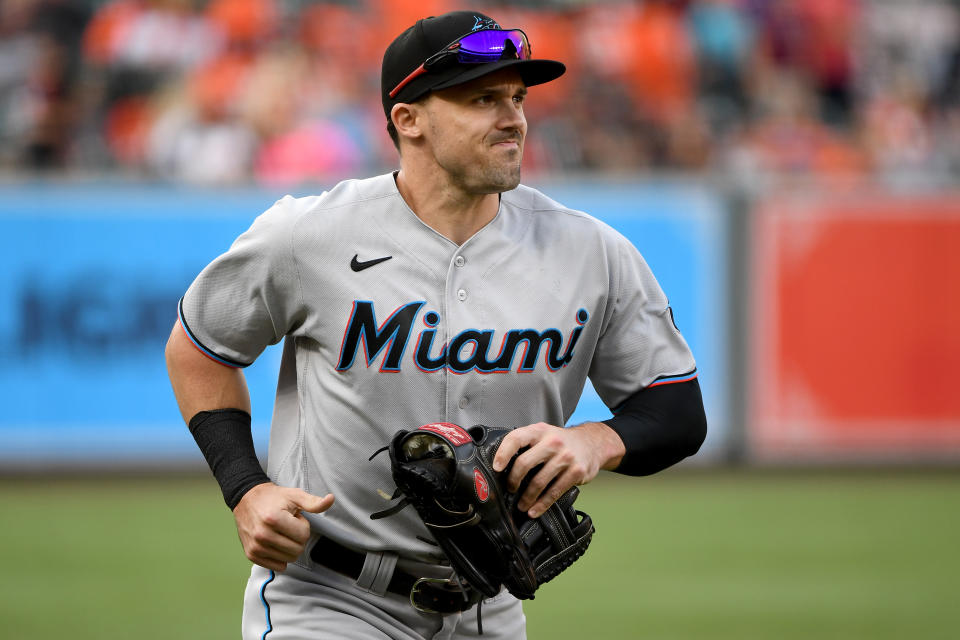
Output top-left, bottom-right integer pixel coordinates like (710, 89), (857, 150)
(389, 28), (532, 99)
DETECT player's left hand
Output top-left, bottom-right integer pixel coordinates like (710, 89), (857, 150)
(492, 421), (625, 518)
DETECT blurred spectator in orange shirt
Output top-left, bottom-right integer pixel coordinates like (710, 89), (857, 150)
(146, 52), (257, 183)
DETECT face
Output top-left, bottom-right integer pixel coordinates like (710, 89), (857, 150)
(420, 68), (529, 194)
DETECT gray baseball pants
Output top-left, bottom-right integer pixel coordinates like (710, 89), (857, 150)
(241, 545), (526, 639)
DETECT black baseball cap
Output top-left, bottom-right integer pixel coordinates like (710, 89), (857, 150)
(381, 10), (566, 119)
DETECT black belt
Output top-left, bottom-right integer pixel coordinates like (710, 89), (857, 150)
(309, 536), (479, 614)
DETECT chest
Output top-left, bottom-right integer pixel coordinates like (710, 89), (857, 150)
(299, 242), (608, 376)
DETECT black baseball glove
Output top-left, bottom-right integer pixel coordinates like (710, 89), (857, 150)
(370, 422), (595, 600)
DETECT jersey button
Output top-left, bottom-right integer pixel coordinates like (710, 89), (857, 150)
(456, 289), (467, 301)
(459, 397), (469, 409)
(454, 256), (466, 267)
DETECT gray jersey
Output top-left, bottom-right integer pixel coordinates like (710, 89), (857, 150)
(179, 172), (695, 562)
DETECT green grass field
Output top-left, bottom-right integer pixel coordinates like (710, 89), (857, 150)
(1, 470), (957, 639)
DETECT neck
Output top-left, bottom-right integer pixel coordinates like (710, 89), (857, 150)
(394, 166), (501, 246)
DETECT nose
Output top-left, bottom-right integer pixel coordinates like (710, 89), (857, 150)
(497, 98), (526, 134)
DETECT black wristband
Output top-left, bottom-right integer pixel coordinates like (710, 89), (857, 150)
(188, 409), (271, 510)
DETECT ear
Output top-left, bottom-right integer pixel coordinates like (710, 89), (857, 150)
(391, 103), (424, 143)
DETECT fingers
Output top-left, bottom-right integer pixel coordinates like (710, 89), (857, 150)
(492, 423), (545, 476)
(234, 485), (336, 572)
(238, 507), (310, 571)
(289, 490), (335, 515)
(245, 532), (303, 572)
(496, 423), (563, 493)
(520, 466), (582, 518)
(494, 423), (595, 518)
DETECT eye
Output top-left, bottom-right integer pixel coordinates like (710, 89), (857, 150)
(513, 94), (526, 105)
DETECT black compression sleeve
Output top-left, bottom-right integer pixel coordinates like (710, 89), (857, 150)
(602, 378), (707, 476)
(188, 409), (272, 510)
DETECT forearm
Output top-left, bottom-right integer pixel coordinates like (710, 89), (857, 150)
(165, 321), (251, 422)
(165, 322), (269, 508)
(602, 378), (707, 476)
(569, 421), (627, 471)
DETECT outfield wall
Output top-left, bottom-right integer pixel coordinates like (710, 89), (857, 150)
(1, 179), (957, 468)
(0, 179), (731, 467)
(748, 189), (960, 462)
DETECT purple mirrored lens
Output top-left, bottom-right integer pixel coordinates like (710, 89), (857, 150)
(456, 29), (529, 62)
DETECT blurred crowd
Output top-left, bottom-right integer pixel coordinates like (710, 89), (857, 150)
(1, 0), (959, 185)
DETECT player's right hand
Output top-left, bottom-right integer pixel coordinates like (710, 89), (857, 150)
(232, 482), (335, 572)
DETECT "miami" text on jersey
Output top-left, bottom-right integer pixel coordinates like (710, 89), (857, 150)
(337, 301), (589, 374)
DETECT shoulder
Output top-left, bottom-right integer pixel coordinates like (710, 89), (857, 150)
(502, 183), (586, 218)
(265, 173), (400, 226)
(501, 183), (631, 250)
(230, 174), (398, 260)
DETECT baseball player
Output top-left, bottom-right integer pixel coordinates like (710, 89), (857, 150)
(165, 10), (706, 640)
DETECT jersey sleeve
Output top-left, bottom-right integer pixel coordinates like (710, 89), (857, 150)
(178, 196), (306, 367)
(588, 229), (697, 409)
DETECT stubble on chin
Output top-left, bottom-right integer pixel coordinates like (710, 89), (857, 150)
(438, 136), (525, 194)
(499, 167), (522, 192)
(477, 146), (523, 193)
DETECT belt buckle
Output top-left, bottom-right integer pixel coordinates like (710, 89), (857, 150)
(409, 576), (466, 614)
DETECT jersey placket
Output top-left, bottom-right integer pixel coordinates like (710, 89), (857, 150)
(444, 247), (473, 422)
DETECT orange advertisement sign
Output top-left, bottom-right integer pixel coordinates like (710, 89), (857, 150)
(751, 192), (960, 460)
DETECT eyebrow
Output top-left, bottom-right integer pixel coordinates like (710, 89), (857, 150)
(474, 84), (528, 96)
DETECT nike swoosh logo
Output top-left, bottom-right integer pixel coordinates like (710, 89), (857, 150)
(351, 254), (393, 272)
